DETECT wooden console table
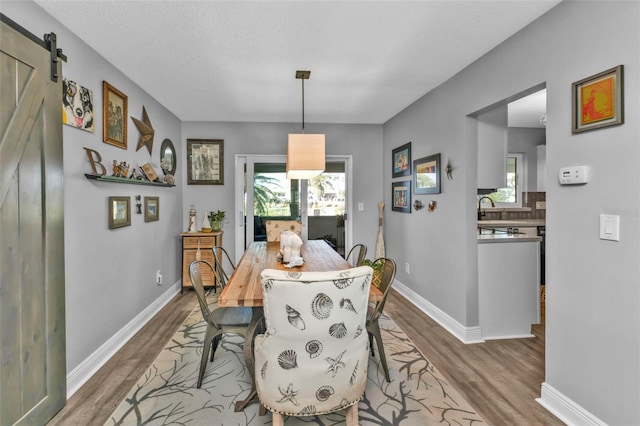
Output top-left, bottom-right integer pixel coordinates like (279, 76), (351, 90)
(180, 231), (222, 293)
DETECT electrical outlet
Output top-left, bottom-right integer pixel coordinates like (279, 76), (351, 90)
(536, 201), (546, 210)
(156, 269), (163, 285)
(405, 262), (410, 274)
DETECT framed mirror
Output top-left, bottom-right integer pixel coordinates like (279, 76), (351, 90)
(159, 138), (176, 176)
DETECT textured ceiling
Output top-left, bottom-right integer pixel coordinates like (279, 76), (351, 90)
(34, 0), (559, 124)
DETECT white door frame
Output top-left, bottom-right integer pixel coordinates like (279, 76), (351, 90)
(234, 154), (353, 261)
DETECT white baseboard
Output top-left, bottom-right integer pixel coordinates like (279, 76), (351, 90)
(537, 382), (606, 426)
(65, 281), (181, 398)
(392, 280), (484, 344)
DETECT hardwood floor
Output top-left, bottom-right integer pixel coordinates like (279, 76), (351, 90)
(48, 289), (562, 425)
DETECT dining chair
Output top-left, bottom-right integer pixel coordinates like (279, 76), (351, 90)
(254, 266), (373, 425)
(345, 243), (367, 266)
(188, 260), (253, 388)
(211, 245), (236, 289)
(366, 257), (397, 383)
(265, 219), (302, 242)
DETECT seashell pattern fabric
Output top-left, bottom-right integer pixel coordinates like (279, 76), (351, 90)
(254, 266), (373, 417)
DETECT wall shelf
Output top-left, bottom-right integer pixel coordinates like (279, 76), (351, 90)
(84, 174), (175, 187)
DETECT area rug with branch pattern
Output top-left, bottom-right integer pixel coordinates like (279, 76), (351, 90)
(106, 293), (486, 425)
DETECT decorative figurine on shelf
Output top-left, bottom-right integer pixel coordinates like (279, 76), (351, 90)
(111, 160), (129, 178)
(163, 174), (175, 185)
(188, 204), (197, 233)
(201, 216), (212, 233)
(160, 154), (175, 185)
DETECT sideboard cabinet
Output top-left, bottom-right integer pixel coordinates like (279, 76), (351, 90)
(180, 231), (223, 293)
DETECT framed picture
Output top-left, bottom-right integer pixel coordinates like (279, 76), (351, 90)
(108, 196), (131, 229)
(62, 78), (94, 132)
(413, 153), (441, 194)
(103, 81), (128, 149)
(392, 181), (411, 213)
(187, 139), (224, 185)
(392, 142), (411, 178)
(140, 163), (159, 182)
(144, 196), (159, 222)
(572, 65), (624, 134)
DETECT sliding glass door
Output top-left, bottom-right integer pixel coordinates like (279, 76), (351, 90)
(235, 155), (351, 260)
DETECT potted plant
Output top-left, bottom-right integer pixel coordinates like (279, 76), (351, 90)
(208, 210), (225, 231)
(361, 258), (384, 288)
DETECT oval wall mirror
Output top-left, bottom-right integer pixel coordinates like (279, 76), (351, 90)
(160, 138), (176, 175)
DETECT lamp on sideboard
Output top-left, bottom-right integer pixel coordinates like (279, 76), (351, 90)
(286, 70), (325, 180)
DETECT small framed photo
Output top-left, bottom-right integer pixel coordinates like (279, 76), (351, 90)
(187, 139), (224, 185)
(572, 65), (624, 134)
(414, 153), (441, 194)
(144, 196), (159, 222)
(103, 81), (128, 149)
(108, 196), (131, 229)
(392, 181), (411, 213)
(392, 142), (411, 178)
(140, 163), (159, 182)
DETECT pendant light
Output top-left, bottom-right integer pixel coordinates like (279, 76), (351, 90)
(286, 70), (325, 180)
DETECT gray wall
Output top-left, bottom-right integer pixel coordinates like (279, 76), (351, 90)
(180, 121), (383, 260)
(2, 1), (184, 373)
(383, 1), (639, 424)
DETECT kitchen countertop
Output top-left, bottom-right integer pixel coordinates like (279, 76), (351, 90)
(477, 233), (542, 244)
(477, 219), (545, 227)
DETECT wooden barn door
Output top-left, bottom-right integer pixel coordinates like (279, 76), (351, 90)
(0, 15), (66, 425)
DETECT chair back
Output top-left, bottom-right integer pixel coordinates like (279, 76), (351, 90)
(345, 243), (367, 266)
(254, 266), (373, 416)
(212, 245), (235, 288)
(265, 219), (302, 242)
(368, 258), (396, 324)
(188, 260), (216, 325)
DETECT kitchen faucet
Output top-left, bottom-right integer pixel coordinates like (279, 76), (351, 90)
(477, 196), (495, 221)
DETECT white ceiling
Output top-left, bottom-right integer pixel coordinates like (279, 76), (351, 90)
(33, 0), (559, 125)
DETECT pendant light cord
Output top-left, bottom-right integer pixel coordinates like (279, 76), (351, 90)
(301, 77), (305, 133)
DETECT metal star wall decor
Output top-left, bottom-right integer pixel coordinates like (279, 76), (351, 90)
(131, 106), (155, 155)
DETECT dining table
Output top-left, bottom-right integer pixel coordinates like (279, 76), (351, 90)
(218, 239), (382, 411)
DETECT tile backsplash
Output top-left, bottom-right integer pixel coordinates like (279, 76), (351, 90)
(482, 192), (546, 221)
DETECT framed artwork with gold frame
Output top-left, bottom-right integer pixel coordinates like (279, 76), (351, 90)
(572, 65), (624, 134)
(103, 81), (128, 148)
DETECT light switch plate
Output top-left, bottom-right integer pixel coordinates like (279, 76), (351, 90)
(600, 214), (620, 241)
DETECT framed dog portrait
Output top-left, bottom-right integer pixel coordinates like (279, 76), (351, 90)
(392, 181), (411, 213)
(108, 196), (131, 229)
(103, 81), (128, 149)
(414, 153), (441, 194)
(62, 78), (94, 132)
(392, 142), (411, 178)
(572, 65), (624, 134)
(144, 196), (159, 222)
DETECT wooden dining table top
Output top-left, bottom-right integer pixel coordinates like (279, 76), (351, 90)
(218, 240), (382, 307)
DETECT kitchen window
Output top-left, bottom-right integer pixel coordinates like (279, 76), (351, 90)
(479, 153), (524, 208)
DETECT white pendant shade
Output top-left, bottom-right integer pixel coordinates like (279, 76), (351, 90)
(286, 133), (325, 179)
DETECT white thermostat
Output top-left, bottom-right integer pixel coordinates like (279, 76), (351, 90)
(559, 166), (590, 185)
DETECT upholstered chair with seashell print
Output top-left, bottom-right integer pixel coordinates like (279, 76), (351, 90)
(254, 266), (373, 426)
